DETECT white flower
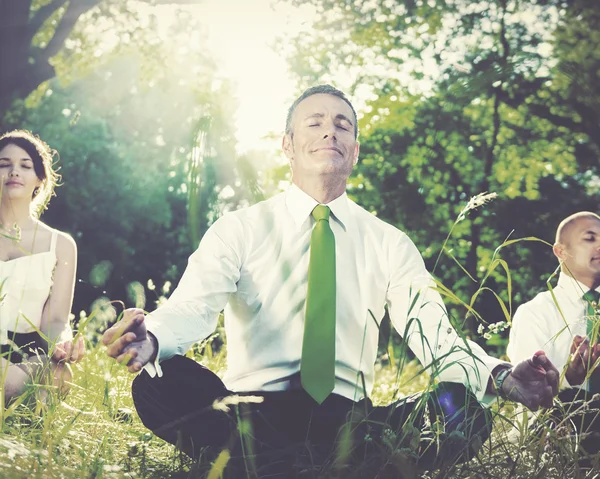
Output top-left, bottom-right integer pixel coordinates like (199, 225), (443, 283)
(457, 192), (498, 222)
(465, 192), (497, 210)
(147, 279), (155, 291)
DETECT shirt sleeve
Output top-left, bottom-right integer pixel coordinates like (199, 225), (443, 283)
(508, 300), (572, 390)
(143, 214), (244, 377)
(386, 233), (508, 402)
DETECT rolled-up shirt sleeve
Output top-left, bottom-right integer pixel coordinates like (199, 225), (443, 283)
(143, 214), (244, 377)
(386, 233), (507, 402)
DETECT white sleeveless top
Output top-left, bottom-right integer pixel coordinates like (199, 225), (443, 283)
(0, 229), (57, 341)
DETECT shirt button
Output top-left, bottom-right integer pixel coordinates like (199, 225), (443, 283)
(447, 328), (452, 334)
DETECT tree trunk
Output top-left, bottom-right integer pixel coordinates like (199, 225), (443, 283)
(464, 0), (507, 333)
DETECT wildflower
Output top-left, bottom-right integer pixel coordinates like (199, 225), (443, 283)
(147, 279), (156, 291)
(457, 192), (498, 222)
(162, 281), (172, 294)
(494, 321), (509, 332)
(477, 324), (485, 335)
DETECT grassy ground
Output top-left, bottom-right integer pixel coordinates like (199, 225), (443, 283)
(1, 335), (599, 479)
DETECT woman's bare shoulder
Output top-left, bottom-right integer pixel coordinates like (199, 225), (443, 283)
(35, 221), (77, 256)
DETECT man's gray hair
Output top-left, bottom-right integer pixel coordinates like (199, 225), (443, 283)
(285, 84), (359, 139)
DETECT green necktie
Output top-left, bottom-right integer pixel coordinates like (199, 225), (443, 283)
(301, 205), (336, 404)
(584, 290), (600, 394)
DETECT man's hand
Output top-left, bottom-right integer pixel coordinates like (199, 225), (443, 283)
(53, 335), (86, 363)
(565, 335), (600, 386)
(102, 308), (157, 373)
(501, 351), (559, 411)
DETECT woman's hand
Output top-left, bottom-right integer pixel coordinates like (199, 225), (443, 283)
(53, 335), (85, 363)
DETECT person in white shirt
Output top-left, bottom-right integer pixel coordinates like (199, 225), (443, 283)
(508, 211), (600, 459)
(103, 85), (558, 475)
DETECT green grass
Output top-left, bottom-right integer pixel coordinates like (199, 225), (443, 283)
(0, 336), (598, 479)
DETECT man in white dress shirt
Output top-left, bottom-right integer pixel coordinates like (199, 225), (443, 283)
(508, 211), (600, 460)
(103, 85), (558, 474)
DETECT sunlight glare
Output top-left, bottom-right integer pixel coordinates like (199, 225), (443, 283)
(152, 0), (317, 155)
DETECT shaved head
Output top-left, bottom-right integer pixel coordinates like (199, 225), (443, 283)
(555, 212), (600, 245)
(553, 211), (600, 288)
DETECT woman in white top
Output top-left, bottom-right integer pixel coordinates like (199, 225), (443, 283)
(0, 129), (84, 404)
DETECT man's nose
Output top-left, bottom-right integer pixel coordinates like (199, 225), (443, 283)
(322, 123), (337, 140)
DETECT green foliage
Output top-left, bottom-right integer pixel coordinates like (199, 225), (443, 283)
(282, 0), (600, 343)
(2, 6), (263, 315)
(0, 307), (595, 478)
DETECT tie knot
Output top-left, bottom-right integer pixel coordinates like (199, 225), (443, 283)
(584, 290), (600, 304)
(312, 205), (330, 222)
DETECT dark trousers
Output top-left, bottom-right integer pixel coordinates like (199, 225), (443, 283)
(132, 356), (492, 477)
(0, 330), (47, 363)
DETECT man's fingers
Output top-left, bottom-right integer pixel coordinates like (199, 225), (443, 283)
(571, 335), (584, 354)
(531, 351), (549, 371)
(531, 351), (560, 375)
(116, 348), (138, 366)
(539, 386), (554, 409)
(546, 368), (559, 396)
(591, 344), (600, 364)
(102, 324), (122, 346)
(128, 361), (143, 374)
(105, 332), (137, 359)
(582, 345), (590, 363)
(102, 313), (144, 346)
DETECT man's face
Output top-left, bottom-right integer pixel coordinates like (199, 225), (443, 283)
(555, 217), (600, 284)
(282, 93), (359, 184)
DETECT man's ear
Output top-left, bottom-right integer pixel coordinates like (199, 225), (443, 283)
(553, 242), (567, 261)
(353, 142), (360, 166)
(282, 134), (293, 161)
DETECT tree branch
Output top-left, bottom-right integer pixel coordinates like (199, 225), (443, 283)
(41, 0), (103, 61)
(29, 0), (69, 37)
(528, 103), (584, 132)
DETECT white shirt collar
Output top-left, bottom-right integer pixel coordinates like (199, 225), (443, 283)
(285, 184), (350, 231)
(556, 272), (600, 301)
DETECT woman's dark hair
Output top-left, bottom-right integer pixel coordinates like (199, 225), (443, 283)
(0, 130), (60, 217)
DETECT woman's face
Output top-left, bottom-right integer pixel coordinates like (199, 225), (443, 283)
(0, 143), (42, 202)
